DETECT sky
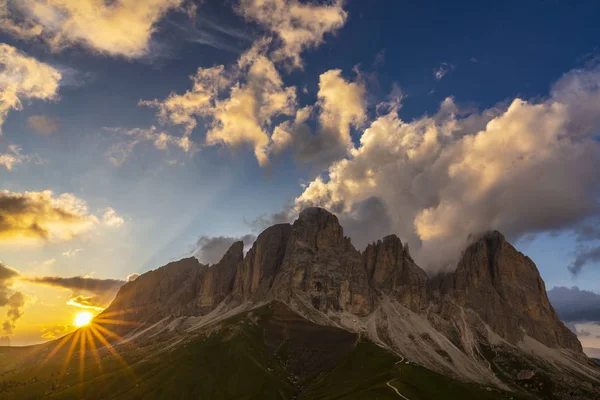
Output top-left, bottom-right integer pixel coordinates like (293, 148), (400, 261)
(0, 0), (599, 349)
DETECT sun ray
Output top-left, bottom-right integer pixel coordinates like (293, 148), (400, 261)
(40, 333), (72, 367)
(93, 323), (124, 342)
(79, 328), (87, 383)
(89, 325), (134, 378)
(93, 318), (140, 326)
(60, 330), (81, 379)
(96, 307), (141, 319)
(85, 328), (104, 374)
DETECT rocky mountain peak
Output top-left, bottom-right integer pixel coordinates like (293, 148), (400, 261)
(293, 207), (349, 250)
(443, 230), (581, 351)
(363, 233), (429, 311)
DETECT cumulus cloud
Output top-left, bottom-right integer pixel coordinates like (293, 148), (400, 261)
(102, 208), (124, 228)
(0, 145), (33, 171)
(23, 275), (125, 310)
(27, 115), (59, 135)
(236, 0), (347, 70)
(0, 43), (61, 134)
(105, 126), (195, 166)
(142, 40), (297, 166)
(0, 190), (121, 243)
(433, 62), (455, 80)
(0, 0), (183, 58)
(193, 234), (256, 265)
(0, 262), (25, 336)
(271, 69), (367, 170)
(294, 67), (600, 270)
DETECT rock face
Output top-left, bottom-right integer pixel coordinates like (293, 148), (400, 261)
(439, 231), (581, 352)
(364, 234), (429, 312)
(103, 207), (586, 389)
(102, 257), (206, 329)
(271, 208), (373, 316)
(233, 224), (292, 301)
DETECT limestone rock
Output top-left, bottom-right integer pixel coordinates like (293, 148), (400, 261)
(364, 234), (429, 311)
(440, 231), (581, 351)
(233, 223), (292, 301)
(271, 208), (373, 315)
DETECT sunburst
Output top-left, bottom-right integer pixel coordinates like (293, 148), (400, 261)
(40, 307), (142, 386)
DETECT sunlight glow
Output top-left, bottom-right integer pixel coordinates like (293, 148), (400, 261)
(74, 311), (93, 327)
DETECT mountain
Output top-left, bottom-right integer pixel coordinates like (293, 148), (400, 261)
(1, 208), (599, 399)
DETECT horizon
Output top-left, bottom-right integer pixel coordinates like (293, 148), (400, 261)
(0, 0), (600, 361)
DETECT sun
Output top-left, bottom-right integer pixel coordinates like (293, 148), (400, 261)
(74, 311), (93, 327)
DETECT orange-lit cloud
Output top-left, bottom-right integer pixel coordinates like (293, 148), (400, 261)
(0, 263), (25, 335)
(22, 275), (125, 311)
(236, 0), (347, 69)
(0, 190), (119, 243)
(0, 0), (183, 58)
(294, 67), (600, 270)
(0, 43), (61, 134)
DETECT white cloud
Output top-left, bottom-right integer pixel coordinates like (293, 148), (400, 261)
(62, 248), (82, 257)
(433, 62), (455, 80)
(236, 0), (347, 69)
(105, 126), (195, 166)
(0, 145), (32, 171)
(295, 67), (600, 271)
(270, 69), (367, 169)
(142, 40), (297, 166)
(102, 208), (124, 228)
(0, 0), (183, 58)
(0, 43), (61, 134)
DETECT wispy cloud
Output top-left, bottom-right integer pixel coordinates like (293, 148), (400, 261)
(433, 62), (455, 80)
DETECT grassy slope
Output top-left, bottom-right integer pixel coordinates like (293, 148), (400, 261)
(0, 303), (532, 400)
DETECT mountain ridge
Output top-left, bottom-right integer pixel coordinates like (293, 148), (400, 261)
(97, 207), (600, 398)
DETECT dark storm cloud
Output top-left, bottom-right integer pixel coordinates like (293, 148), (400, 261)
(193, 234), (256, 265)
(547, 286), (600, 322)
(569, 246), (600, 275)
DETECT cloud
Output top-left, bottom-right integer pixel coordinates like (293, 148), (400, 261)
(548, 286), (600, 323)
(0, 0), (184, 58)
(27, 115), (59, 135)
(142, 40), (297, 166)
(0, 145), (33, 171)
(40, 323), (72, 340)
(105, 126), (195, 166)
(0, 43), (61, 134)
(0, 190), (121, 243)
(433, 62), (455, 80)
(569, 246), (600, 275)
(22, 275), (125, 310)
(0, 262), (24, 336)
(62, 248), (82, 257)
(271, 69), (367, 170)
(193, 234), (256, 265)
(102, 208), (124, 228)
(236, 0), (347, 70)
(294, 67), (600, 270)
(126, 273), (140, 282)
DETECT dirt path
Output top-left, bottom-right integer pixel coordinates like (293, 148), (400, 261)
(386, 356), (411, 399)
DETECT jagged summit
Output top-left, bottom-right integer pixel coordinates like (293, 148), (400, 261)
(99, 208), (598, 398)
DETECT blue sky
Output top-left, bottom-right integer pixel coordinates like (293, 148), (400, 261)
(1, 0), (600, 345)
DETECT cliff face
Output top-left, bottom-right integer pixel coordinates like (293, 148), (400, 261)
(233, 224), (292, 302)
(271, 208), (373, 316)
(103, 208), (582, 355)
(439, 231), (582, 352)
(364, 234), (429, 312)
